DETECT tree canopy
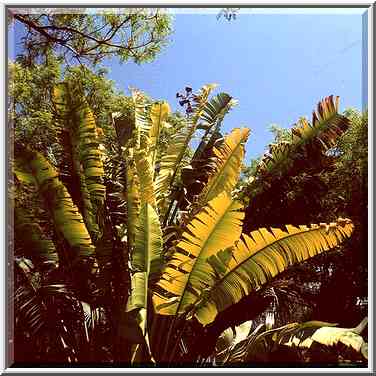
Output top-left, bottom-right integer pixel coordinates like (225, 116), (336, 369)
(9, 8), (172, 65)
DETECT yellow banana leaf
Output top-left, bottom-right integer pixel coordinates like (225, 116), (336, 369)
(193, 218), (354, 325)
(199, 128), (250, 205)
(130, 203), (163, 283)
(152, 192), (244, 316)
(14, 146), (95, 264)
(131, 89), (151, 150)
(53, 83), (105, 240)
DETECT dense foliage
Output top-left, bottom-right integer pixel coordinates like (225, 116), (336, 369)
(11, 80), (365, 366)
(9, 8), (368, 368)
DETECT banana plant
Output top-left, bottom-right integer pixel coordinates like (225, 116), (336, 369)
(13, 81), (356, 366)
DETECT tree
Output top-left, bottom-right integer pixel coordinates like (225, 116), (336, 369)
(240, 96), (350, 229)
(308, 109), (368, 326)
(9, 55), (140, 164)
(8, 8), (173, 170)
(8, 8), (172, 66)
(8, 54), (62, 153)
(12, 84), (355, 366)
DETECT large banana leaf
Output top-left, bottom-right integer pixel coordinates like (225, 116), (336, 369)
(190, 92), (237, 168)
(126, 203), (163, 313)
(240, 318), (368, 362)
(124, 203), (162, 363)
(200, 92), (237, 128)
(198, 128), (250, 205)
(255, 96), (349, 178)
(152, 192), (244, 316)
(129, 203), (163, 287)
(215, 319), (254, 354)
(53, 83), (105, 240)
(154, 84), (217, 210)
(77, 169), (99, 241)
(76, 106), (106, 207)
(14, 145), (95, 264)
(118, 139), (161, 361)
(174, 101), (241, 215)
(193, 218), (354, 325)
(300, 95), (348, 148)
(154, 118), (190, 206)
(213, 320), (262, 365)
(211, 317), (367, 365)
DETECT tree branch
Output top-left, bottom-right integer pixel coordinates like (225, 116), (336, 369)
(13, 13), (81, 58)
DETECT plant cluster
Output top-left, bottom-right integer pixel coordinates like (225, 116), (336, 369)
(12, 81), (363, 366)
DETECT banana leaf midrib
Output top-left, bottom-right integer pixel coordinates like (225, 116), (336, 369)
(173, 197), (236, 315)
(194, 225), (346, 311)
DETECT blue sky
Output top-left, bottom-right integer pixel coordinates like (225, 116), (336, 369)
(105, 9), (366, 162)
(10, 8), (367, 163)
